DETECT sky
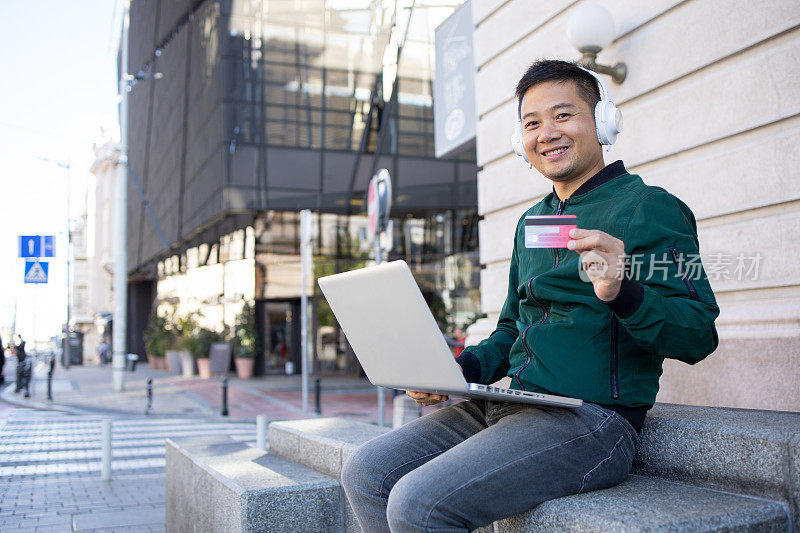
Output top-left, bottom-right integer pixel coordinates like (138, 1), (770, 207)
(0, 1), (121, 347)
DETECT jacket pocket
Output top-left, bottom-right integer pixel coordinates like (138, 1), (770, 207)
(669, 247), (699, 301)
(610, 316), (619, 400)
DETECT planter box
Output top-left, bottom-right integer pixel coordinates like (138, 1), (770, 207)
(180, 350), (195, 377)
(166, 350), (183, 375)
(197, 358), (211, 379)
(235, 358), (255, 379)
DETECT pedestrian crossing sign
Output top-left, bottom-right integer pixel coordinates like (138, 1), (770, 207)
(24, 260), (49, 284)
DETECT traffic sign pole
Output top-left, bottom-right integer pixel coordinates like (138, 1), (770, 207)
(300, 209), (312, 413)
(368, 169), (392, 427)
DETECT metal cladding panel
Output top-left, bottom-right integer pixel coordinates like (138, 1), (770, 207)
(157, 0), (197, 45)
(129, 0), (159, 72)
(265, 148), (321, 191)
(458, 161), (479, 206)
(229, 145), (259, 187)
(182, 148), (225, 237)
(396, 157), (455, 188)
(128, 0), (227, 273)
(224, 146), (476, 214)
(322, 152), (359, 195)
(126, 177), (141, 272)
(265, 190), (321, 212)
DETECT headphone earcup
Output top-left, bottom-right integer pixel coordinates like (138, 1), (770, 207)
(511, 119), (530, 164)
(594, 99), (622, 145)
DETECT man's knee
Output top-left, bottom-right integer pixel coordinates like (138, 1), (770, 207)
(386, 468), (469, 532)
(341, 443), (370, 497)
(386, 473), (430, 531)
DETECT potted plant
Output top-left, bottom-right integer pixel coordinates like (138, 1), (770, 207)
(176, 314), (200, 377)
(162, 310), (183, 374)
(193, 327), (219, 379)
(233, 301), (260, 379)
(143, 309), (168, 370)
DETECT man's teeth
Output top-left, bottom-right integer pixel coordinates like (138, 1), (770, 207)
(544, 147), (567, 156)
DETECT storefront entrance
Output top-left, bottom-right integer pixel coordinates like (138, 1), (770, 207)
(256, 299), (301, 375)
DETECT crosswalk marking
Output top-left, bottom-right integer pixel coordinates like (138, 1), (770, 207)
(0, 410), (257, 478)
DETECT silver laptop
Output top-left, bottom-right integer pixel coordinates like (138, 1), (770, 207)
(317, 260), (582, 408)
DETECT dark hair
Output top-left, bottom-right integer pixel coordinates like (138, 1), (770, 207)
(515, 59), (601, 117)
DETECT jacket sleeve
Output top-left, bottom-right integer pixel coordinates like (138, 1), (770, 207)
(457, 218), (523, 383)
(611, 190), (719, 364)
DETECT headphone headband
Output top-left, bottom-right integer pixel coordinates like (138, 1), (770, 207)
(577, 66), (614, 106)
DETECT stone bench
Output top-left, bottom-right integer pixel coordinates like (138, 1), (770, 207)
(166, 404), (799, 532)
(268, 404), (798, 532)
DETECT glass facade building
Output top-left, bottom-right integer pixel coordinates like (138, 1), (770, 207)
(126, 0), (480, 374)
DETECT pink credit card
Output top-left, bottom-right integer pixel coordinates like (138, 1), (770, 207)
(524, 215), (577, 248)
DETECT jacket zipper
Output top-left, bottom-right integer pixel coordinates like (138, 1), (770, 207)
(515, 279), (548, 391)
(669, 247), (699, 301)
(610, 316), (619, 400)
(516, 199), (565, 390)
(553, 200), (566, 269)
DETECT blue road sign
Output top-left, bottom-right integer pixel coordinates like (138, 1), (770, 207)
(24, 260), (49, 284)
(19, 236), (41, 258)
(18, 235), (55, 258)
(43, 235), (55, 257)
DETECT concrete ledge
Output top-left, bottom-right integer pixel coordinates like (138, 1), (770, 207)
(268, 417), (390, 479)
(635, 403), (800, 528)
(166, 435), (342, 533)
(269, 408), (797, 532)
(495, 475), (789, 533)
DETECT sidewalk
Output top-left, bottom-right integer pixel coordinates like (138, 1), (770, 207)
(0, 361), (437, 532)
(1, 358), (436, 424)
(0, 408), (256, 532)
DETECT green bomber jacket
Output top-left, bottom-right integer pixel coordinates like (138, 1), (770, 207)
(458, 161), (720, 412)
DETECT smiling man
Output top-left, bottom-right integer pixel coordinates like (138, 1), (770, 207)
(341, 59), (720, 532)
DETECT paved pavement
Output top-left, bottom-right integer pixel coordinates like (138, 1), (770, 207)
(0, 358), (438, 531)
(0, 408), (255, 532)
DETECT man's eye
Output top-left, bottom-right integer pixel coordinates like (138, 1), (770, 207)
(525, 121), (538, 128)
(556, 113), (571, 119)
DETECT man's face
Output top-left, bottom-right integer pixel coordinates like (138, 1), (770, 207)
(519, 80), (603, 183)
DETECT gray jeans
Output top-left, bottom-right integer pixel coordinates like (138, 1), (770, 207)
(341, 400), (638, 532)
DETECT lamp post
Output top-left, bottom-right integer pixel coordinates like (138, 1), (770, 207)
(112, 1), (131, 393)
(37, 156), (72, 367)
(112, 1), (162, 392)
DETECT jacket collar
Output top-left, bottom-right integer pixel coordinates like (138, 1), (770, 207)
(553, 160), (628, 201)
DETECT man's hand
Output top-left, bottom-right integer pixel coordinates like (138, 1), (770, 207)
(567, 228), (626, 302)
(406, 390), (449, 406)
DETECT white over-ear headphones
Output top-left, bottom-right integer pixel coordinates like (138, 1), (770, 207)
(510, 66), (623, 164)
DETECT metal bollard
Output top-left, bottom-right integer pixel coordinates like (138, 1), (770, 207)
(256, 414), (267, 451)
(314, 377), (321, 415)
(221, 377), (229, 417)
(47, 356), (55, 402)
(145, 377), (153, 415)
(377, 386), (385, 427)
(101, 420), (112, 480)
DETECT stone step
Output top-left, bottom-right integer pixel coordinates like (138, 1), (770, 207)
(636, 403), (800, 528)
(269, 417), (390, 479)
(166, 435), (343, 533)
(495, 474), (789, 532)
